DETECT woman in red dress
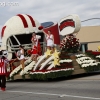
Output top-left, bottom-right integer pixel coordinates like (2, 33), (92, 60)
(31, 32), (41, 62)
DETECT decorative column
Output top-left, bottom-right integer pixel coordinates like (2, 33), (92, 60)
(82, 44), (85, 53)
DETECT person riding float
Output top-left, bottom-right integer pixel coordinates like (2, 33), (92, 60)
(31, 32), (41, 62)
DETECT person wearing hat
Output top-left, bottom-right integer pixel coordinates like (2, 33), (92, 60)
(0, 50), (9, 91)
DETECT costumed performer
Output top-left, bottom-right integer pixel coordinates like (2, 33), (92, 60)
(0, 50), (9, 91)
(16, 45), (25, 70)
(31, 32), (41, 62)
(43, 30), (54, 53)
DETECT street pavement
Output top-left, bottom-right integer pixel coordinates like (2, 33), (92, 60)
(0, 72), (100, 100)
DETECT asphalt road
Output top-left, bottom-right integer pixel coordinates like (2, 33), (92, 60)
(0, 73), (100, 100)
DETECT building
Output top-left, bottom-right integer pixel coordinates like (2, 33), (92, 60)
(77, 26), (100, 52)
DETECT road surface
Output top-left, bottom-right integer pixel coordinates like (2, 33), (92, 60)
(0, 73), (100, 100)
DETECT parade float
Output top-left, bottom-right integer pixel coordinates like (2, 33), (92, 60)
(1, 14), (100, 81)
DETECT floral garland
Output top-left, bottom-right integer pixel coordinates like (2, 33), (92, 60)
(75, 54), (100, 72)
(75, 54), (85, 58)
(10, 57), (32, 78)
(86, 50), (100, 59)
(10, 64), (22, 78)
(96, 55), (100, 58)
(29, 67), (74, 80)
(30, 68), (74, 74)
(20, 59), (72, 76)
(96, 55), (100, 62)
(20, 61), (36, 76)
(60, 59), (72, 63)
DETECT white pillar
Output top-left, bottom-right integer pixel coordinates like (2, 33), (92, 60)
(82, 44), (85, 53)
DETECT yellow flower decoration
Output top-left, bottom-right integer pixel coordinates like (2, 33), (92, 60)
(53, 58), (60, 67)
(53, 48), (60, 59)
(98, 46), (100, 51)
(45, 49), (52, 57)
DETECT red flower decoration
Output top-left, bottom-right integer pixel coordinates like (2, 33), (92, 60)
(92, 51), (100, 56)
(38, 26), (44, 30)
(27, 49), (32, 54)
(60, 34), (80, 53)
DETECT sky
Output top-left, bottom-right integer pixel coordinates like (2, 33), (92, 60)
(0, 0), (100, 34)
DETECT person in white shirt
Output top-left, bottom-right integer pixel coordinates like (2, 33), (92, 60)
(43, 30), (54, 52)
